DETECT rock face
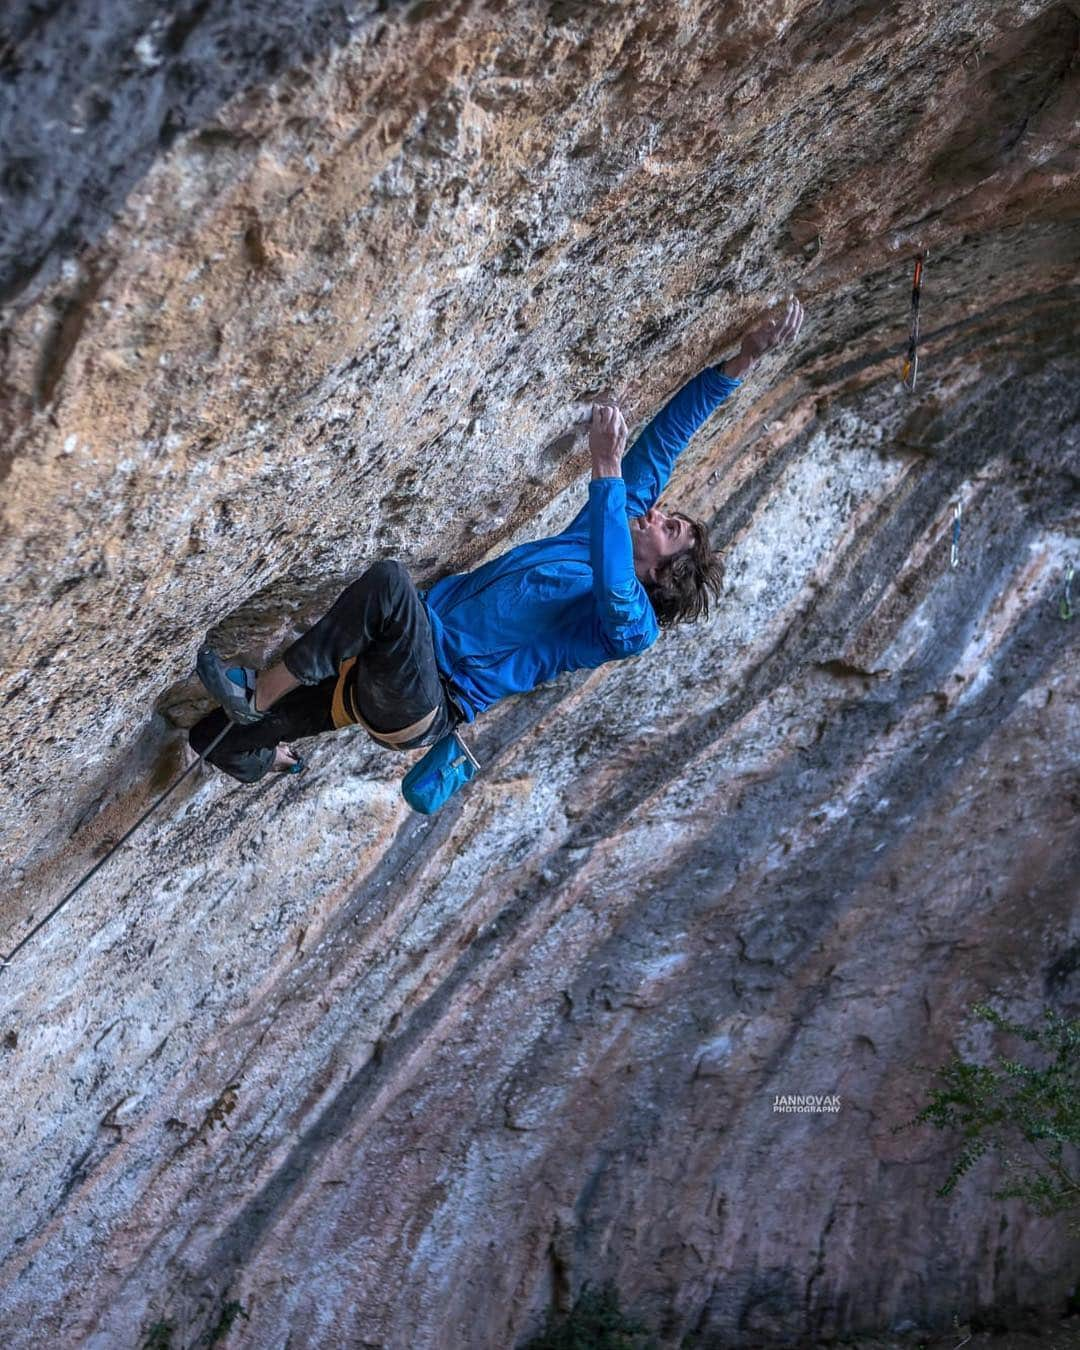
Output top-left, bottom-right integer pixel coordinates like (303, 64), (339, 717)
(1, 2), (1078, 1346)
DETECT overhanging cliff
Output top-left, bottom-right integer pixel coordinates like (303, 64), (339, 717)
(1, 2), (1078, 1346)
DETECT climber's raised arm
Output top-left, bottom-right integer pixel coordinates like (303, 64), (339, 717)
(619, 295), (805, 517)
(588, 403), (658, 656)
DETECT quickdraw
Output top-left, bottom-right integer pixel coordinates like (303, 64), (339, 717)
(901, 252), (926, 392)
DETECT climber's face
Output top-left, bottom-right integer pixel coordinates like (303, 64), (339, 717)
(631, 506), (694, 583)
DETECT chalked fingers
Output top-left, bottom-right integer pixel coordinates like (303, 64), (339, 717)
(779, 295), (804, 344)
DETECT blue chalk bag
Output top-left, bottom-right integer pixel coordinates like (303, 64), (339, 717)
(401, 730), (481, 814)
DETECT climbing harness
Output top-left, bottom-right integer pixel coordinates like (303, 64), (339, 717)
(1061, 563), (1075, 620)
(950, 501), (962, 569)
(0, 717), (293, 973)
(329, 655), (479, 812)
(330, 655), (438, 746)
(901, 252), (926, 392)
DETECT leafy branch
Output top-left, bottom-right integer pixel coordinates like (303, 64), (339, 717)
(892, 1003), (1080, 1233)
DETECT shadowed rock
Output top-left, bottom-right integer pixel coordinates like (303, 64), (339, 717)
(0, 2), (1078, 1347)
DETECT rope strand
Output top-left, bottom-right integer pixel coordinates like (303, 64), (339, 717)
(0, 721), (233, 972)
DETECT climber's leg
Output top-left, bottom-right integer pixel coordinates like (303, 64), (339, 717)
(279, 559), (423, 686)
(253, 661), (300, 712)
(195, 561), (456, 759)
(278, 558), (455, 746)
(189, 677), (336, 783)
(197, 558), (418, 722)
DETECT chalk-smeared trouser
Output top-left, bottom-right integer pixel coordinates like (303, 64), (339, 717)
(189, 559), (459, 783)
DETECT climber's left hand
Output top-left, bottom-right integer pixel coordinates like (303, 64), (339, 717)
(738, 295), (805, 364)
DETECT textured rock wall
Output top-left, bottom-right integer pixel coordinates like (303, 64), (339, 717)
(1, 1), (1078, 1346)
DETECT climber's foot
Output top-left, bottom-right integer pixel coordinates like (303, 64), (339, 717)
(196, 645), (264, 725)
(271, 744), (305, 775)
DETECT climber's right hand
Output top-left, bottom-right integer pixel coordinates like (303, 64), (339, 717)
(589, 403), (627, 478)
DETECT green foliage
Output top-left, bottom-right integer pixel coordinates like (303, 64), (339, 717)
(204, 1300), (249, 1346)
(521, 1281), (659, 1350)
(892, 1003), (1080, 1233)
(140, 1297), (249, 1350)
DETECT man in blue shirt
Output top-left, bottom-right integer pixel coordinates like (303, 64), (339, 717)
(191, 297), (804, 780)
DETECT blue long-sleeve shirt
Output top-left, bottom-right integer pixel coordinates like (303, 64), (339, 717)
(421, 365), (742, 720)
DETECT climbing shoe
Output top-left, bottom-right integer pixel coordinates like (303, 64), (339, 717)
(195, 645), (265, 725)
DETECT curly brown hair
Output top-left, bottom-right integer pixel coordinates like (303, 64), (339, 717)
(643, 512), (725, 629)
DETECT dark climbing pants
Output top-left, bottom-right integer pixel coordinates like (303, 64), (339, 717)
(189, 559), (460, 783)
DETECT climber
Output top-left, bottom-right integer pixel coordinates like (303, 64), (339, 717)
(189, 295), (805, 781)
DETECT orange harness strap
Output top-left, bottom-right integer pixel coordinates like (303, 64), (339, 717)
(330, 656), (438, 747)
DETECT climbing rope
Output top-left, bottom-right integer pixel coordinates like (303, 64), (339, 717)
(0, 721), (235, 973)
